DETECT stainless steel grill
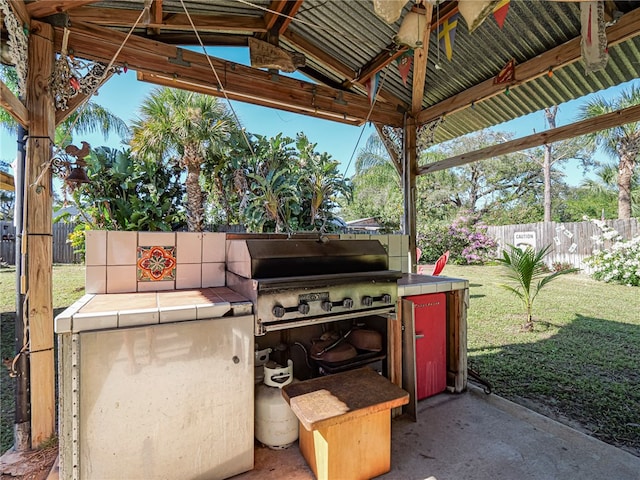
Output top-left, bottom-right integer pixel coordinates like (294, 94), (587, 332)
(225, 238), (401, 335)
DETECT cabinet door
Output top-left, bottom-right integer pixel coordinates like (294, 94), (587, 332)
(412, 293), (447, 400)
(76, 317), (254, 480)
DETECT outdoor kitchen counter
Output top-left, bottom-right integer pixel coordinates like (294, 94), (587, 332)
(397, 273), (469, 297)
(54, 287), (253, 334)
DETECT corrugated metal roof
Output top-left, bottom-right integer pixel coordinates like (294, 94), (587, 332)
(25, 0), (640, 142)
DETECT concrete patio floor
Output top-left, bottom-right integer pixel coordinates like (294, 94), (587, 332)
(234, 384), (640, 480)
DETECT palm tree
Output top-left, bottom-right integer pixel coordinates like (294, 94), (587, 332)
(297, 134), (351, 230)
(577, 85), (640, 219)
(496, 244), (577, 331)
(130, 87), (239, 232)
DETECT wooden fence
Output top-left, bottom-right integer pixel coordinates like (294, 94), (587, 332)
(0, 221), (82, 265)
(486, 219), (639, 271)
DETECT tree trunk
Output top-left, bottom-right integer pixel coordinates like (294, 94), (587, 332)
(183, 144), (204, 232)
(617, 154), (634, 219)
(543, 107), (557, 222)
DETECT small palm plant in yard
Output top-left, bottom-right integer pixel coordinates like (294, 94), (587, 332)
(496, 244), (578, 331)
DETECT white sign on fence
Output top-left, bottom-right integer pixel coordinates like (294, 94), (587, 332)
(514, 231), (536, 251)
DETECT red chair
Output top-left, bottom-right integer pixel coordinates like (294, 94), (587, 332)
(431, 250), (450, 276)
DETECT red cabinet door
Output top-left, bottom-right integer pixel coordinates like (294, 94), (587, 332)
(406, 293), (447, 400)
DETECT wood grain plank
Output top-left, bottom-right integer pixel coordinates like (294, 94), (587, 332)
(418, 103), (640, 175)
(30, 350), (55, 446)
(411, 3), (433, 114)
(26, 20), (55, 448)
(27, 0), (99, 18)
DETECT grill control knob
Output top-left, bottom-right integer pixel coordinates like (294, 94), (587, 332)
(342, 298), (354, 309)
(272, 305), (286, 318)
(298, 303), (310, 314)
(321, 301), (333, 312)
(381, 294), (392, 304)
(362, 296), (373, 307)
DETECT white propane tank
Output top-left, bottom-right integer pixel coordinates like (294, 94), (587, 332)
(255, 359), (299, 449)
(254, 347), (272, 384)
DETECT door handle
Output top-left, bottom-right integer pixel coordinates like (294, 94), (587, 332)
(415, 333), (425, 339)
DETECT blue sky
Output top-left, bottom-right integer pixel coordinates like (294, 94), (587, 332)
(1, 45), (637, 184)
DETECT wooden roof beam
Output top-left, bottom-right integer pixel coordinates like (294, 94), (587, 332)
(282, 30), (407, 110)
(53, 22), (404, 126)
(26, 0), (99, 18)
(411, 2), (433, 114)
(67, 7), (267, 33)
(0, 78), (28, 128)
(147, 0), (163, 36)
(418, 103), (640, 175)
(417, 5), (640, 125)
(263, 0), (302, 35)
(343, 44), (407, 89)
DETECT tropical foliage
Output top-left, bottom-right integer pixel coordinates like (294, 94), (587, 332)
(130, 87), (239, 232)
(205, 133), (350, 233)
(59, 147), (185, 258)
(496, 244), (578, 331)
(577, 85), (640, 219)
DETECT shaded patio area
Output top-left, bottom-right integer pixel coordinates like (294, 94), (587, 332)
(236, 384), (640, 480)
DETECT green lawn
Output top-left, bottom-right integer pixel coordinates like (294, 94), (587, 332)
(1, 264), (638, 456)
(444, 264), (640, 456)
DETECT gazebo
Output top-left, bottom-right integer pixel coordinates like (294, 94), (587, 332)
(1, 0), (640, 453)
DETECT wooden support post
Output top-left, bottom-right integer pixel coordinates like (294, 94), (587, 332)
(25, 20), (55, 448)
(402, 115), (417, 273)
(446, 288), (468, 392)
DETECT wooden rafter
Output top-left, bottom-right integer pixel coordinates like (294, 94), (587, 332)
(66, 7), (267, 33)
(417, 5), (640, 125)
(418, 103), (640, 176)
(26, 0), (99, 18)
(147, 0), (163, 36)
(0, 78), (28, 128)
(263, 0), (302, 35)
(411, 2), (433, 114)
(282, 31), (407, 109)
(53, 22), (404, 126)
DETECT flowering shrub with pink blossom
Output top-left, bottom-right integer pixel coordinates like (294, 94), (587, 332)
(584, 218), (640, 287)
(417, 213), (498, 265)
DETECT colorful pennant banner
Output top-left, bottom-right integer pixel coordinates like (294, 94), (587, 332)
(396, 50), (413, 86)
(493, 0), (510, 29)
(365, 72), (381, 104)
(438, 14), (459, 61)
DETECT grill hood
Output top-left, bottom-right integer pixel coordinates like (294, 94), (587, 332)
(226, 239), (390, 279)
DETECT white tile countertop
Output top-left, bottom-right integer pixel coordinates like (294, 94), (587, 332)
(397, 274), (469, 297)
(55, 287), (253, 334)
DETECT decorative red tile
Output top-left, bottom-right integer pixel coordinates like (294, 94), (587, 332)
(137, 246), (177, 281)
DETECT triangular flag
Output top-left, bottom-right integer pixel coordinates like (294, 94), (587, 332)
(438, 14), (459, 61)
(493, 0), (510, 29)
(494, 58), (515, 84)
(365, 72), (380, 104)
(396, 50), (413, 87)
